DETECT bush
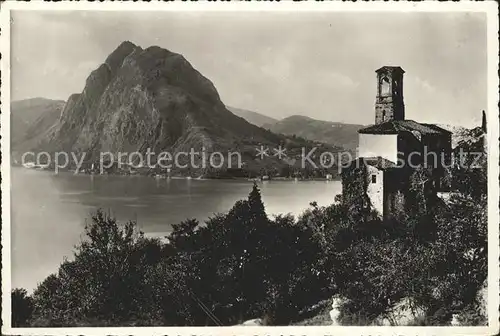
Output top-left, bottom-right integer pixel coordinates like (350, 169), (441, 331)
(30, 210), (170, 326)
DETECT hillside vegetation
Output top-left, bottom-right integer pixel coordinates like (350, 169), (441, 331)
(11, 98), (65, 155)
(265, 115), (364, 152)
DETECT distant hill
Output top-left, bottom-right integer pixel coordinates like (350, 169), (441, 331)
(436, 124), (477, 149)
(12, 42), (345, 178)
(264, 115), (364, 152)
(11, 98), (65, 153)
(451, 125), (486, 153)
(226, 106), (278, 127)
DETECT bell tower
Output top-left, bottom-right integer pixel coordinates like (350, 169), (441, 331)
(375, 66), (405, 124)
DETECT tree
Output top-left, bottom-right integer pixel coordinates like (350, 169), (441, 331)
(161, 184), (331, 326)
(331, 180), (487, 326)
(248, 182), (266, 221)
(30, 209), (169, 326)
(12, 288), (34, 327)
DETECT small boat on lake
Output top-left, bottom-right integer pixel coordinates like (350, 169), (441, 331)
(23, 162), (36, 169)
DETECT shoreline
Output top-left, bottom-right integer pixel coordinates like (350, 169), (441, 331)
(12, 164), (342, 182)
(11, 168), (342, 293)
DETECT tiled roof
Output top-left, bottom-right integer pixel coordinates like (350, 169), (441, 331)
(343, 156), (398, 171)
(359, 120), (452, 135)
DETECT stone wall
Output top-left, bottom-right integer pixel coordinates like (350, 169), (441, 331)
(366, 165), (384, 217)
(341, 163), (370, 216)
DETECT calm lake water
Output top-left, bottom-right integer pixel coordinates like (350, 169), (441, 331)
(10, 167), (341, 292)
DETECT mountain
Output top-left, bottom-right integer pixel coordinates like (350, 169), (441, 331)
(40, 41), (282, 157)
(264, 115), (364, 152)
(13, 41), (344, 178)
(436, 124), (478, 149)
(452, 126), (486, 153)
(11, 98), (65, 154)
(226, 106), (278, 127)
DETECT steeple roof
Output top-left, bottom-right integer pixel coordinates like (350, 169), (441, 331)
(375, 66), (405, 74)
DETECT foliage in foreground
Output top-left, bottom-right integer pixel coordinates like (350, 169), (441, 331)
(14, 184), (330, 326)
(12, 165), (487, 326)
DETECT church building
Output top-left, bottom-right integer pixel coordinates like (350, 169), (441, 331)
(341, 66), (452, 219)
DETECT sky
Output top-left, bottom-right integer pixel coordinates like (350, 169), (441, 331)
(10, 10), (487, 126)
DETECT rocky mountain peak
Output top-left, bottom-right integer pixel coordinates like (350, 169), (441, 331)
(25, 42), (282, 163)
(13, 42), (345, 177)
(105, 40), (139, 75)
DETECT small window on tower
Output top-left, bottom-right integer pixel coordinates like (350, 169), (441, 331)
(371, 174), (377, 183)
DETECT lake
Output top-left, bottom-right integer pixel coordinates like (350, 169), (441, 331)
(10, 167), (342, 292)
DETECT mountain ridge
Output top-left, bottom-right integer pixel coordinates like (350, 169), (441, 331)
(11, 98), (65, 154)
(41, 42), (281, 158)
(226, 106), (278, 128)
(12, 42), (346, 178)
(264, 115), (365, 152)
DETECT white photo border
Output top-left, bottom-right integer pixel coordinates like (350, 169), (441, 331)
(1, 1), (498, 335)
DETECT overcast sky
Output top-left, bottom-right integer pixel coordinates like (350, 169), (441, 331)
(11, 10), (487, 126)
